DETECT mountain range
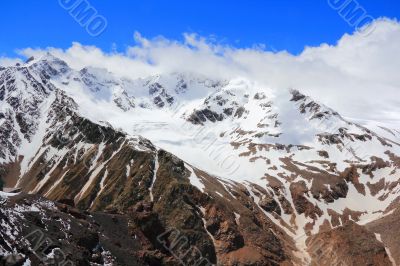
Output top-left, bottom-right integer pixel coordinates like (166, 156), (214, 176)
(0, 53), (399, 265)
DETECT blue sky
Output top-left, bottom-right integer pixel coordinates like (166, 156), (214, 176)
(0, 0), (399, 57)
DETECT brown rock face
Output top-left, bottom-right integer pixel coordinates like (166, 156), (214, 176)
(259, 195), (282, 215)
(307, 221), (392, 266)
(290, 181), (322, 220)
(366, 206), (400, 265)
(149, 151), (293, 265)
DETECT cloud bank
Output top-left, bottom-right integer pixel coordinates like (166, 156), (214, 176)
(0, 57), (23, 67)
(5, 18), (400, 128)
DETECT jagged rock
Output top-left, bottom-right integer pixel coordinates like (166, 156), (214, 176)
(1, 254), (25, 266)
(259, 196), (282, 215)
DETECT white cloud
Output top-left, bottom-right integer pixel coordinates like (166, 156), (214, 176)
(10, 17), (400, 128)
(0, 57), (23, 67)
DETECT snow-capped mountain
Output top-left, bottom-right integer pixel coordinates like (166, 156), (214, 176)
(1, 54), (399, 265)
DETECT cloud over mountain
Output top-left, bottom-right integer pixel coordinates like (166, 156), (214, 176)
(5, 18), (400, 128)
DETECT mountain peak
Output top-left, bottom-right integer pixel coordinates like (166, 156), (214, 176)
(27, 53), (71, 79)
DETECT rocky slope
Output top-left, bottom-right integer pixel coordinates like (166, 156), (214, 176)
(1, 54), (399, 265)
